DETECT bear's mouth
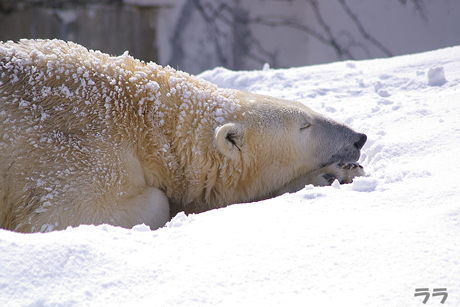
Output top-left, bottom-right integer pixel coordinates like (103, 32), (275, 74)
(320, 133), (366, 167)
(321, 145), (361, 168)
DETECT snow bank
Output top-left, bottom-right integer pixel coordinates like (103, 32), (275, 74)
(2, 46), (460, 306)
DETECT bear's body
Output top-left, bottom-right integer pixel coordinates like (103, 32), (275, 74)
(0, 39), (366, 232)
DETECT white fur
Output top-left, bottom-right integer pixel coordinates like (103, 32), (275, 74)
(0, 39), (366, 233)
(123, 187), (170, 230)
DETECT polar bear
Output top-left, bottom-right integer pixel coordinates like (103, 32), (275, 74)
(0, 39), (366, 233)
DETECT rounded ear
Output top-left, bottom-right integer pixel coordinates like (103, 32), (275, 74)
(214, 123), (245, 160)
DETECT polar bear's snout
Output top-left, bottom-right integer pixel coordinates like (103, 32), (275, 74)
(317, 128), (367, 169)
(354, 133), (367, 150)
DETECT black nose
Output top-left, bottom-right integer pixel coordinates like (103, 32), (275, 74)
(354, 133), (367, 150)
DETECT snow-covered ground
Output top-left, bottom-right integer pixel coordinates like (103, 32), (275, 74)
(1, 46), (460, 306)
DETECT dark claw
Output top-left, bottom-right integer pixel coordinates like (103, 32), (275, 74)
(323, 173), (336, 184)
(339, 162), (361, 170)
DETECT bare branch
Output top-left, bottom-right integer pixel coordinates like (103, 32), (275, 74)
(337, 0), (393, 57)
(192, 0), (231, 67)
(397, 0), (428, 22)
(191, 0), (280, 69)
(306, 0), (354, 59)
(171, 0), (398, 70)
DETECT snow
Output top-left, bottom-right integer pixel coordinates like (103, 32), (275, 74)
(428, 66), (448, 87)
(2, 46), (460, 306)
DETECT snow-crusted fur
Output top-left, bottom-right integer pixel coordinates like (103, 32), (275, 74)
(0, 39), (366, 232)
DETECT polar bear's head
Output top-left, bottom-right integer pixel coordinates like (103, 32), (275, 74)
(213, 92), (366, 202)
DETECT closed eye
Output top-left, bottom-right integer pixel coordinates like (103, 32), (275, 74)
(300, 123), (311, 130)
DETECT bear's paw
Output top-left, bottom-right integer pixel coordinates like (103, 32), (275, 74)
(316, 162), (365, 186)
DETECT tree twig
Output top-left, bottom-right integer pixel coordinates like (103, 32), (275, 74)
(337, 0), (393, 57)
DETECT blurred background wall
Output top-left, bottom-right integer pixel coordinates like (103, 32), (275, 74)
(1, 0), (459, 74)
(0, 0), (169, 63)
